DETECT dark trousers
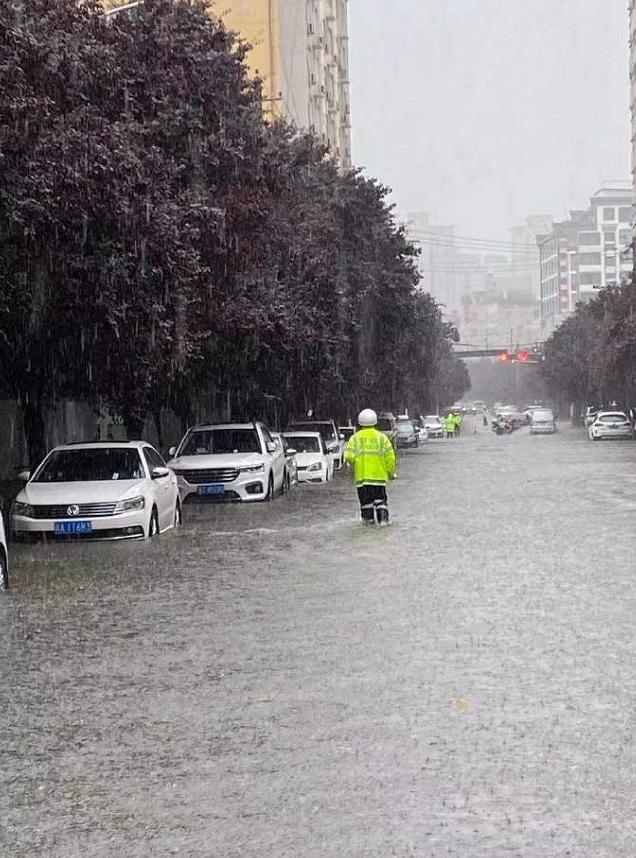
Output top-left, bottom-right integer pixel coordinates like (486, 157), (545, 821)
(357, 485), (389, 523)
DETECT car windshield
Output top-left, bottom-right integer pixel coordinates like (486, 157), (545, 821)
(533, 412), (553, 421)
(425, 416), (441, 423)
(376, 418), (393, 431)
(180, 428), (262, 455)
(34, 448), (144, 482)
(599, 414), (627, 423)
(397, 421), (414, 432)
(285, 435), (321, 453)
(289, 422), (334, 441)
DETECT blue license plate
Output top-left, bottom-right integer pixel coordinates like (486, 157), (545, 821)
(54, 521), (92, 535)
(198, 484), (225, 496)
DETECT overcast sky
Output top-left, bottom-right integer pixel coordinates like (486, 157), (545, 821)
(348, 0), (631, 239)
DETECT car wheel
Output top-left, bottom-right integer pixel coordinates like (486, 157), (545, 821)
(148, 508), (159, 537)
(0, 550), (8, 591)
(174, 499), (182, 528)
(593, 435), (601, 441)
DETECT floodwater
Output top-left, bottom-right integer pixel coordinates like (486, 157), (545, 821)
(2, 421), (636, 857)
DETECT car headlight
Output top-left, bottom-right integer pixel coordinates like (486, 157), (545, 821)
(113, 496), (145, 513)
(240, 464), (265, 473)
(308, 462), (323, 472)
(13, 501), (35, 518)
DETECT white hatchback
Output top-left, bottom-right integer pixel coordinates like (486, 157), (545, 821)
(282, 432), (334, 483)
(167, 423), (285, 502)
(588, 412), (633, 441)
(12, 442), (180, 540)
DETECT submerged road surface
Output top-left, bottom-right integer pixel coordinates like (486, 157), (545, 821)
(2, 423), (636, 857)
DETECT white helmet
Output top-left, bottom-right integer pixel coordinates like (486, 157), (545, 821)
(358, 408), (378, 427)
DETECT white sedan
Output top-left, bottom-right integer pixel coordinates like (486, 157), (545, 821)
(588, 411), (633, 441)
(0, 511), (8, 590)
(282, 432), (334, 483)
(12, 442), (180, 540)
(167, 422), (286, 502)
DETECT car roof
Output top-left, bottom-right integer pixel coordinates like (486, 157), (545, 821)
(55, 441), (149, 450)
(282, 430), (323, 437)
(188, 423), (262, 431)
(597, 411), (627, 417)
(289, 419), (333, 425)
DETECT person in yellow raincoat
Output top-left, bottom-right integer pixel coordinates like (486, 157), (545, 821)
(344, 409), (396, 524)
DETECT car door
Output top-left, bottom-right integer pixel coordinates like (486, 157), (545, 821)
(143, 446), (174, 530)
(262, 426), (285, 490)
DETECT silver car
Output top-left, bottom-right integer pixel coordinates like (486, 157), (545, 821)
(530, 410), (556, 434)
(588, 412), (633, 441)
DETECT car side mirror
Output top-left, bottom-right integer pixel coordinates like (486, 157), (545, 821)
(285, 448), (297, 457)
(338, 434), (344, 440)
(151, 466), (170, 479)
(266, 442), (277, 454)
(18, 469), (31, 482)
(168, 446), (176, 457)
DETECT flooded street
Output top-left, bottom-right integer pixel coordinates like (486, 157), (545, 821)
(2, 423), (636, 857)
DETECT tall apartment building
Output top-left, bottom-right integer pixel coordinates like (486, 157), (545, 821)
(631, 1), (636, 225)
(407, 212), (460, 323)
(220, 0), (352, 167)
(103, 0), (352, 167)
(538, 185), (633, 337)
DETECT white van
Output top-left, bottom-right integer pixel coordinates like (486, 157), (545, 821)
(530, 410), (556, 434)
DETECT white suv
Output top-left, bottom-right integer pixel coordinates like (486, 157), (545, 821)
(167, 423), (285, 502)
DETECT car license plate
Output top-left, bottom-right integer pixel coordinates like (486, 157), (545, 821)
(198, 484), (225, 496)
(54, 521), (92, 535)
(610, 424), (619, 428)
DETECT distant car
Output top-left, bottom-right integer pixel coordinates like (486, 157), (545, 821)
(530, 409), (556, 434)
(588, 411), (633, 441)
(0, 509), (8, 589)
(413, 418), (428, 443)
(282, 431), (334, 483)
(395, 418), (419, 448)
(168, 422), (285, 502)
(523, 405), (544, 424)
(339, 426), (356, 444)
(271, 432), (298, 493)
(423, 414), (445, 439)
(377, 413), (399, 449)
(583, 406), (600, 428)
(12, 442), (180, 540)
(287, 420), (344, 469)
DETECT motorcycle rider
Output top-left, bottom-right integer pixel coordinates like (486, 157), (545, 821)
(344, 409), (396, 524)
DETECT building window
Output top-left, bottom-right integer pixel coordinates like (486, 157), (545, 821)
(580, 271), (601, 286)
(578, 252), (601, 265)
(602, 207), (616, 221)
(578, 232), (600, 245)
(618, 206), (631, 223)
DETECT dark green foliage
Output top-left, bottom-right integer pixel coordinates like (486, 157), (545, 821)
(542, 282), (636, 409)
(0, 0), (468, 459)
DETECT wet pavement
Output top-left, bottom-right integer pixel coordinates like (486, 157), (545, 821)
(2, 421), (636, 857)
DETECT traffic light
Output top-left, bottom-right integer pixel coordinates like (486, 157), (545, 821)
(498, 350), (509, 362)
(517, 349), (529, 362)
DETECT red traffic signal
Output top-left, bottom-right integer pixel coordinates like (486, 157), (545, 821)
(498, 350), (509, 362)
(517, 349), (529, 362)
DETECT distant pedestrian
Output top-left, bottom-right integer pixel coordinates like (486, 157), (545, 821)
(344, 409), (396, 524)
(483, 413), (489, 427)
(444, 413), (455, 438)
(453, 411), (463, 437)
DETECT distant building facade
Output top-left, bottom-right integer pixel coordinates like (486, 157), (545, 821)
(220, 0), (352, 167)
(538, 185), (633, 337)
(103, 0), (352, 167)
(631, 1), (636, 227)
(407, 212), (460, 323)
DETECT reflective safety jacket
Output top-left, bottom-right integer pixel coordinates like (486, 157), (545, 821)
(344, 427), (396, 487)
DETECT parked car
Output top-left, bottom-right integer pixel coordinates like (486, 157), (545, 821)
(423, 414), (445, 439)
(588, 411), (633, 441)
(395, 418), (419, 448)
(377, 413), (399, 448)
(0, 509), (8, 589)
(271, 431), (298, 493)
(339, 425), (356, 444)
(168, 422), (285, 502)
(287, 420), (344, 469)
(530, 409), (556, 434)
(12, 442), (180, 540)
(413, 417), (429, 443)
(282, 431), (334, 483)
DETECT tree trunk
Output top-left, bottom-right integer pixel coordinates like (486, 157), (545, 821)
(23, 400), (46, 468)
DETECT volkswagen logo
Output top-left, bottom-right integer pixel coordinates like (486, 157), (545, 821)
(67, 505), (80, 517)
